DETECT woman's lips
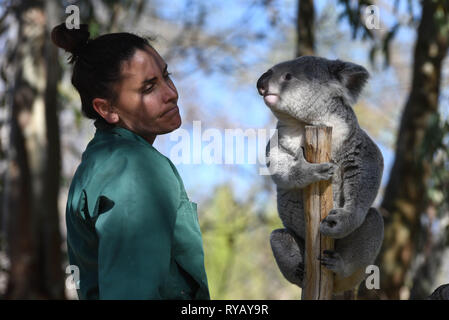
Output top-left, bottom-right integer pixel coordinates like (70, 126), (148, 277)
(161, 106), (179, 117)
(263, 94), (279, 105)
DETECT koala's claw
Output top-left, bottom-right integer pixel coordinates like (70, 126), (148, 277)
(313, 162), (337, 181)
(318, 250), (344, 275)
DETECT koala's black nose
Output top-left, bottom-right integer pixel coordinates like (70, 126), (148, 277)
(257, 69), (273, 96)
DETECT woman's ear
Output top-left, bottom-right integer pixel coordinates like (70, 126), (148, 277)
(92, 98), (119, 124)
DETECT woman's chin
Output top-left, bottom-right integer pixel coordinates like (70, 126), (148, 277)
(161, 116), (182, 134)
(172, 113), (182, 129)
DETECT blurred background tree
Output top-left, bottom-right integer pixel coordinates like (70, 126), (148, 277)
(0, 0), (64, 299)
(0, 0), (447, 300)
(336, 0), (449, 299)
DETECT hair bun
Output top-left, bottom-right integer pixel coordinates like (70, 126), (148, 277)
(51, 23), (90, 57)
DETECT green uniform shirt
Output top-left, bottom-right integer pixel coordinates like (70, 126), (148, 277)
(65, 119), (210, 300)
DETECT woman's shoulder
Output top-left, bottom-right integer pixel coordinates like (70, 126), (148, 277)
(68, 134), (180, 220)
(84, 130), (166, 166)
(72, 131), (177, 191)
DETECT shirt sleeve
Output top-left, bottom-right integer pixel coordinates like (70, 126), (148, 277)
(92, 146), (180, 299)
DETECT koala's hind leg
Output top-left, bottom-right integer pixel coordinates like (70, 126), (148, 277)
(277, 188), (306, 239)
(270, 228), (305, 288)
(320, 208), (384, 280)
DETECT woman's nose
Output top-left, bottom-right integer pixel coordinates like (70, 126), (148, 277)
(257, 69), (273, 96)
(162, 79), (178, 103)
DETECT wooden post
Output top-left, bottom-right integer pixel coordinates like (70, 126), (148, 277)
(302, 126), (335, 300)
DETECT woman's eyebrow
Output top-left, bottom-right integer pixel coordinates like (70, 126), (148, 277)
(139, 64), (168, 89)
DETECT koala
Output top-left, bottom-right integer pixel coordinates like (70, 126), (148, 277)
(428, 284), (449, 300)
(256, 56), (384, 293)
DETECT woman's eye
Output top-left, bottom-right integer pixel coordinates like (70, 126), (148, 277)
(142, 73), (172, 94)
(142, 86), (154, 94)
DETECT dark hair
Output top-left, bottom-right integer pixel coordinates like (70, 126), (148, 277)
(51, 23), (152, 121)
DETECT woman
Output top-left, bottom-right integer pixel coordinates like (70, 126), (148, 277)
(51, 23), (209, 300)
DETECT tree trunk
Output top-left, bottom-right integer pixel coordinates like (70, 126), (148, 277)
(302, 126), (334, 300)
(409, 203), (447, 299)
(41, 0), (64, 299)
(376, 0), (449, 300)
(3, 70), (36, 299)
(4, 0), (64, 299)
(296, 0), (315, 57)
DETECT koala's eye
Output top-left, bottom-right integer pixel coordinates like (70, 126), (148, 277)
(284, 73), (292, 81)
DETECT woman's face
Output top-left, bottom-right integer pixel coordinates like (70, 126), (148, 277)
(112, 45), (180, 144)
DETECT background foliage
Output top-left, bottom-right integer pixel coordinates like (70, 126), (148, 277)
(0, 0), (448, 299)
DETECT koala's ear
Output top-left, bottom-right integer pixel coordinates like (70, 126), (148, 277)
(329, 60), (369, 103)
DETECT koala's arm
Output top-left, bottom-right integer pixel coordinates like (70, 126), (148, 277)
(266, 136), (336, 190)
(324, 134), (383, 238)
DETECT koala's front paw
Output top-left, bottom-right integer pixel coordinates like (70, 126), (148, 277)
(318, 250), (345, 276)
(320, 208), (352, 239)
(311, 162), (337, 181)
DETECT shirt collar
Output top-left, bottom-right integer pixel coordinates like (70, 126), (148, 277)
(93, 118), (154, 147)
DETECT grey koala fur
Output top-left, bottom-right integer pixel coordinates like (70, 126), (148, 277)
(256, 56), (384, 293)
